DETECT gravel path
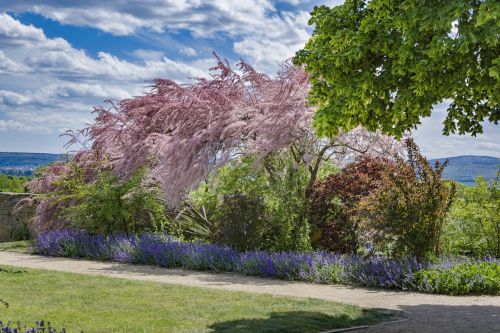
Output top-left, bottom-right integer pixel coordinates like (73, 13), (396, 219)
(0, 252), (498, 332)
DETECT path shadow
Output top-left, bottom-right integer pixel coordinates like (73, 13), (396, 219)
(207, 310), (397, 333)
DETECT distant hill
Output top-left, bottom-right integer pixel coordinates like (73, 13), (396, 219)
(1, 152), (498, 185)
(0, 152), (62, 176)
(429, 155), (499, 186)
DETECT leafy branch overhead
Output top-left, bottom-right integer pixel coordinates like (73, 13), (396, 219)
(294, 0), (499, 137)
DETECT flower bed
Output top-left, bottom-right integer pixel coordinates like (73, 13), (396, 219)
(35, 230), (500, 295)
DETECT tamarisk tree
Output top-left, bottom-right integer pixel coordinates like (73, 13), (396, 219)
(79, 55), (401, 205)
(28, 55), (402, 234)
(78, 57), (311, 205)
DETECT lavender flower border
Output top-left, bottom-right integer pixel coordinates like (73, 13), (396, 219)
(35, 230), (499, 295)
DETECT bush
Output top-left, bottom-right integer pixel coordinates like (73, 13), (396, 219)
(442, 173), (500, 257)
(215, 194), (270, 251)
(33, 162), (169, 236)
(35, 230), (500, 295)
(62, 168), (168, 236)
(0, 175), (29, 193)
(188, 155), (311, 251)
(415, 261), (500, 295)
(308, 156), (393, 253)
(358, 139), (456, 259)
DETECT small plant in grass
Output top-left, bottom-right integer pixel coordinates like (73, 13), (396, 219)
(0, 320), (69, 333)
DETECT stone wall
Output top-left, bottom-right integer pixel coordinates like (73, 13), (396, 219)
(0, 192), (35, 242)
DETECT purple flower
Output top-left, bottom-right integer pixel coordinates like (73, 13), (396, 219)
(34, 230), (499, 295)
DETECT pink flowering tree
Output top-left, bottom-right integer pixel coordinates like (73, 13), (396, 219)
(78, 55), (401, 204)
(27, 55), (403, 232)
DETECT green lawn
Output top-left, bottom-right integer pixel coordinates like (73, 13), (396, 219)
(0, 265), (396, 333)
(0, 240), (32, 253)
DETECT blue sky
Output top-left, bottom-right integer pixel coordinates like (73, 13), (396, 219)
(0, 0), (498, 158)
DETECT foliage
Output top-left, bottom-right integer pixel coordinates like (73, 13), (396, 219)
(179, 124), (401, 252)
(188, 155), (312, 251)
(442, 173), (500, 257)
(294, 0), (500, 137)
(216, 194), (271, 252)
(164, 203), (216, 242)
(65, 169), (168, 236)
(0, 175), (29, 193)
(35, 230), (500, 295)
(61, 55), (402, 207)
(77, 56), (312, 206)
(26, 161), (168, 236)
(414, 261), (500, 295)
(308, 156), (394, 253)
(358, 139), (456, 259)
(27, 56), (401, 233)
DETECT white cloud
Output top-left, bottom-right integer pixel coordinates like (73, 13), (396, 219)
(0, 109), (92, 135)
(0, 83), (133, 108)
(0, 90), (31, 106)
(0, 119), (33, 133)
(0, 13), (214, 143)
(0, 50), (28, 73)
(0, 12), (46, 41)
(233, 10), (310, 72)
(4, 1), (277, 37)
(21, 46), (207, 82)
(0, 13), (211, 82)
(131, 49), (165, 61)
(179, 47), (197, 57)
(2, 1), (312, 73)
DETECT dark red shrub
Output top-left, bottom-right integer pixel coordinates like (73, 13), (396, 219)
(308, 156), (395, 253)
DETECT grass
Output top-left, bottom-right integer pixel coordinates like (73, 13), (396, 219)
(0, 265), (396, 333)
(0, 240), (32, 253)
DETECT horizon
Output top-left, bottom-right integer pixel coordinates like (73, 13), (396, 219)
(1, 151), (499, 161)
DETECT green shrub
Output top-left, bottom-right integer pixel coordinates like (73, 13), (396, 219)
(358, 139), (456, 259)
(316, 263), (344, 284)
(43, 163), (169, 236)
(442, 173), (500, 257)
(0, 175), (29, 193)
(59, 239), (80, 258)
(415, 262), (500, 295)
(188, 154), (311, 251)
(216, 194), (271, 251)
